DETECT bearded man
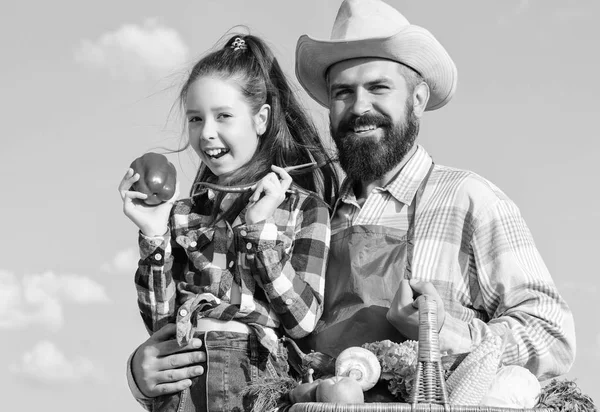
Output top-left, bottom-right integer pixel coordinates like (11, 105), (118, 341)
(294, 0), (575, 393)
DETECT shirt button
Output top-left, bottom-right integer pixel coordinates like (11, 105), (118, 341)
(285, 298), (294, 305)
(228, 261), (234, 268)
(240, 230), (247, 237)
(190, 241), (197, 248)
(246, 243), (252, 250)
(154, 253), (162, 261)
(179, 308), (188, 317)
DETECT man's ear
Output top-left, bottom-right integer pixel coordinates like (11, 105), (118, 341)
(255, 104), (271, 136)
(412, 81), (430, 118)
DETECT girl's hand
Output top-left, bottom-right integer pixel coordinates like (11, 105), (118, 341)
(245, 165), (292, 225)
(119, 168), (179, 237)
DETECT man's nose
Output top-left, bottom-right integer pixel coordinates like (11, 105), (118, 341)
(350, 89), (372, 116)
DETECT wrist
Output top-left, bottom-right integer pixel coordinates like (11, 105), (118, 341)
(141, 226), (168, 238)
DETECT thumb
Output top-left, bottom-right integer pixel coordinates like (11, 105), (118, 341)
(150, 323), (177, 342)
(396, 279), (416, 307)
(409, 279), (441, 299)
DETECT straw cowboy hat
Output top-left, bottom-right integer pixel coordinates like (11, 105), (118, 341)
(295, 0), (457, 111)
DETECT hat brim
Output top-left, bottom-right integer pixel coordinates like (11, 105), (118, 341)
(295, 25), (457, 111)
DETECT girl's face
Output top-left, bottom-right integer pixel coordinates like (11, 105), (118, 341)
(185, 76), (269, 180)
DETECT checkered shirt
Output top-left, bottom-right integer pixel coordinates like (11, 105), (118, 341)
(135, 187), (330, 354)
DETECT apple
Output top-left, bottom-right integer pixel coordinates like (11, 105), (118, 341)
(315, 376), (365, 403)
(130, 152), (177, 205)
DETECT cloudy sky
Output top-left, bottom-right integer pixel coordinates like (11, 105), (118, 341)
(1, 0), (598, 410)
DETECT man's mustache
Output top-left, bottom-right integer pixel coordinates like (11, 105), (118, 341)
(337, 112), (393, 134)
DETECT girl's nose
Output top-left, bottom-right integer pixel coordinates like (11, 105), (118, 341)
(200, 119), (217, 140)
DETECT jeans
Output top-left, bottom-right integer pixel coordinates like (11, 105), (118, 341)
(151, 331), (290, 412)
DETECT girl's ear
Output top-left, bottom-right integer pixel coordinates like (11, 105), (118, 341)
(254, 104), (271, 136)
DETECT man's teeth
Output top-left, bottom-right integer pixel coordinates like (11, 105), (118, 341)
(354, 125), (377, 132)
(205, 148), (230, 158)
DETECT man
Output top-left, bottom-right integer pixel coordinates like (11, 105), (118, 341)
(127, 0), (575, 405)
(294, 0), (575, 380)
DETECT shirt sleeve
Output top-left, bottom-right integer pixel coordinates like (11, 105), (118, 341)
(135, 229), (183, 334)
(438, 197), (576, 380)
(236, 194), (330, 338)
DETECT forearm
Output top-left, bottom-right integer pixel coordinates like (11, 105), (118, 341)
(443, 198), (577, 379)
(240, 199), (329, 337)
(439, 294), (576, 380)
(135, 230), (177, 334)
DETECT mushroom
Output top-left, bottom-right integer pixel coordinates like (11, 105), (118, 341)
(335, 347), (381, 391)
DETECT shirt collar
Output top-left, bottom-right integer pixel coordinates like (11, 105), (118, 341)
(334, 144), (433, 211)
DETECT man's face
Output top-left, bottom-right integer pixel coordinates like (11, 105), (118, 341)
(328, 58), (419, 182)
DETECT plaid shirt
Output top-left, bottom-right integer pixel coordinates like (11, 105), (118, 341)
(332, 145), (576, 380)
(135, 187), (330, 353)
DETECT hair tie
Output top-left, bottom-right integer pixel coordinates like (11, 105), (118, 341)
(231, 37), (247, 51)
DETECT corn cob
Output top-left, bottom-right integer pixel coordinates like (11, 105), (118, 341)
(446, 334), (503, 405)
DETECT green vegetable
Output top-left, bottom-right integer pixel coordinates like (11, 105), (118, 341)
(130, 152), (177, 205)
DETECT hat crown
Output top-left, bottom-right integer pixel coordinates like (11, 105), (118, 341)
(331, 0), (410, 40)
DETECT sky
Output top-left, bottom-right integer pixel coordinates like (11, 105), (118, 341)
(1, 0), (599, 410)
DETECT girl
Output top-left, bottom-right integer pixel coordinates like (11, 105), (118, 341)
(119, 34), (339, 412)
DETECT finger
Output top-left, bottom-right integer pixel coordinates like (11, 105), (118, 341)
(123, 190), (149, 201)
(272, 165), (293, 191)
(155, 337), (204, 357)
(157, 349), (206, 371)
(151, 380), (194, 397)
(118, 169), (136, 193)
(155, 365), (205, 385)
(250, 180), (266, 203)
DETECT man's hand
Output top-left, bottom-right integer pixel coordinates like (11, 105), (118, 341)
(386, 279), (446, 340)
(131, 324), (206, 398)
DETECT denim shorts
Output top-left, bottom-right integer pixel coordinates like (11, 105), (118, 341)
(151, 331), (290, 412)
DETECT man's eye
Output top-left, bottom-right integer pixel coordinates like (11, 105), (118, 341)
(371, 85), (389, 92)
(332, 90), (351, 99)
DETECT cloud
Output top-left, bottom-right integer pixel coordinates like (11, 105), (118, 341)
(74, 18), (189, 80)
(101, 247), (138, 274)
(514, 0), (531, 15)
(0, 270), (109, 330)
(10, 340), (104, 384)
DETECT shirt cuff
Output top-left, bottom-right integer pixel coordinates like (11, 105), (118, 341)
(236, 219), (280, 253)
(139, 230), (170, 262)
(126, 349), (153, 410)
(438, 313), (473, 355)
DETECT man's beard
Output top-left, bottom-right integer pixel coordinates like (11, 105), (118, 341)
(330, 103), (420, 183)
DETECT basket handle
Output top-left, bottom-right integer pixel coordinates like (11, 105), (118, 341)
(408, 294), (450, 405)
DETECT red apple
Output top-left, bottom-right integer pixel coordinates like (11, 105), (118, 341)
(315, 376), (365, 403)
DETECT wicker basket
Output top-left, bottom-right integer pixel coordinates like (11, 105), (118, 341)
(290, 295), (551, 412)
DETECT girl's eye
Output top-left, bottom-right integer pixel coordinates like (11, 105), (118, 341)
(188, 116), (202, 123)
(217, 113), (232, 120)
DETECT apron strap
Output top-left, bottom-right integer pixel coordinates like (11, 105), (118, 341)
(405, 162), (435, 279)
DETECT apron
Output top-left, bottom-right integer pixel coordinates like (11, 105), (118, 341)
(300, 164), (434, 361)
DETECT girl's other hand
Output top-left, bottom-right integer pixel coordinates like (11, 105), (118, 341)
(119, 168), (179, 237)
(245, 165), (292, 225)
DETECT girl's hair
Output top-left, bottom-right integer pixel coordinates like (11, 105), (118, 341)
(180, 34), (339, 224)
